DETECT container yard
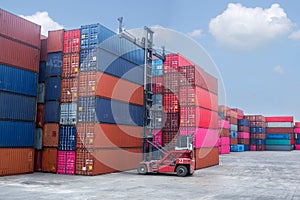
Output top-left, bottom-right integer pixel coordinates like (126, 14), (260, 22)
(1, 2), (300, 199)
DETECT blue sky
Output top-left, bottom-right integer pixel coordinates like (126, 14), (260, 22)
(1, 0), (300, 121)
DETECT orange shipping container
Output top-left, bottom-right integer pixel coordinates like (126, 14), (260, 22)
(0, 9), (41, 48)
(47, 30), (64, 53)
(219, 129), (230, 137)
(42, 148), (57, 173)
(78, 71), (144, 106)
(62, 53), (79, 78)
(76, 147), (142, 176)
(43, 123), (59, 147)
(194, 147), (219, 170)
(76, 123), (142, 149)
(0, 148), (34, 176)
(0, 36), (40, 73)
(61, 78), (78, 102)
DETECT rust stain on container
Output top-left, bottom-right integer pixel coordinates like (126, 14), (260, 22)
(194, 147), (219, 170)
(36, 104), (44, 128)
(47, 30), (64, 53)
(42, 148), (57, 173)
(43, 123), (59, 147)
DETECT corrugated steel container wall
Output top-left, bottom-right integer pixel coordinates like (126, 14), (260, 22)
(163, 113), (179, 131)
(44, 101), (60, 123)
(0, 148), (34, 176)
(266, 134), (291, 140)
(162, 132), (178, 150)
(163, 72), (179, 93)
(61, 78), (78, 103)
(152, 59), (163, 76)
(39, 62), (46, 83)
(62, 53), (80, 78)
(47, 30), (64, 53)
(76, 123), (142, 148)
(78, 71), (143, 105)
(57, 150), (76, 174)
(0, 91), (36, 121)
(34, 150), (42, 172)
(77, 97), (143, 126)
(40, 38), (48, 61)
(75, 147), (142, 176)
(0, 64), (38, 96)
(37, 83), (45, 103)
(45, 77), (61, 101)
(80, 49), (144, 85)
(266, 122), (293, 127)
(43, 123), (59, 147)
(164, 54), (194, 74)
(194, 147), (219, 169)
(60, 103), (77, 125)
(0, 9), (41, 48)
(295, 122), (300, 128)
(46, 52), (63, 77)
(0, 121), (34, 147)
(34, 128), (43, 150)
(152, 76), (163, 94)
(59, 126), (77, 150)
(0, 36), (40, 73)
(64, 29), (80, 53)
(266, 127), (294, 134)
(266, 139), (290, 145)
(163, 93), (179, 113)
(266, 145), (292, 151)
(42, 148), (57, 173)
(265, 116), (294, 122)
(36, 104), (44, 128)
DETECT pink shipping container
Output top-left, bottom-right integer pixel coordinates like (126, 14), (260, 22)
(250, 145), (256, 151)
(218, 120), (230, 129)
(153, 129), (163, 146)
(180, 128), (219, 148)
(295, 145), (300, 150)
(219, 146), (230, 154)
(231, 108), (244, 119)
(0, 36), (40, 73)
(294, 128), (300, 134)
(219, 137), (230, 146)
(238, 132), (250, 139)
(0, 9), (41, 48)
(265, 116), (293, 122)
(57, 151), (76, 175)
(164, 53), (194, 73)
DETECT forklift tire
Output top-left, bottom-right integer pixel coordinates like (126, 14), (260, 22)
(176, 165), (188, 177)
(137, 164), (147, 175)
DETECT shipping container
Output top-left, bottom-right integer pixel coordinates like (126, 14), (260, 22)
(238, 132), (250, 139)
(44, 101), (60, 123)
(0, 121), (34, 147)
(266, 145), (292, 151)
(162, 131), (178, 150)
(46, 52), (63, 77)
(237, 138), (250, 145)
(60, 78), (78, 103)
(59, 126), (76, 150)
(0, 9), (41, 48)
(219, 137), (230, 145)
(266, 134), (291, 140)
(179, 128), (219, 148)
(42, 147), (57, 173)
(226, 117), (238, 125)
(0, 91), (36, 121)
(266, 127), (294, 134)
(78, 71), (143, 106)
(43, 123), (59, 147)
(218, 120), (230, 129)
(76, 123), (142, 149)
(37, 83), (45, 103)
(295, 122), (300, 128)
(77, 97), (143, 126)
(0, 36), (39, 73)
(152, 76), (163, 94)
(265, 140), (291, 145)
(149, 110), (163, 129)
(265, 116), (293, 122)
(230, 124), (238, 132)
(163, 93), (179, 113)
(39, 62), (46, 83)
(62, 53), (80, 78)
(164, 54), (194, 74)
(219, 145), (230, 154)
(163, 113), (179, 131)
(250, 121), (266, 127)
(75, 147), (142, 175)
(0, 148), (34, 176)
(238, 126), (250, 132)
(34, 128), (43, 150)
(152, 59), (163, 76)
(45, 77), (61, 101)
(153, 129), (163, 146)
(64, 29), (80, 53)
(163, 73), (179, 93)
(152, 94), (163, 108)
(230, 131), (238, 138)
(266, 122), (293, 127)
(232, 108), (244, 118)
(57, 150), (76, 174)
(219, 129), (230, 137)
(295, 128), (300, 134)
(47, 30), (64, 53)
(230, 138), (238, 145)
(36, 104), (44, 128)
(194, 147), (219, 169)
(40, 38), (48, 61)
(251, 133), (266, 140)
(34, 150), (42, 172)
(238, 119), (249, 126)
(250, 127), (266, 133)
(0, 64), (38, 96)
(60, 103), (77, 125)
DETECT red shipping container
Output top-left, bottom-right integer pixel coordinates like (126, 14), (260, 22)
(164, 54), (194, 74)
(0, 148), (34, 176)
(179, 65), (205, 88)
(194, 147), (219, 169)
(63, 29), (80, 53)
(163, 113), (179, 131)
(266, 127), (294, 134)
(0, 9), (41, 48)
(226, 110), (238, 119)
(163, 72), (180, 93)
(40, 37), (48, 61)
(219, 129), (230, 137)
(230, 138), (238, 145)
(43, 123), (59, 147)
(76, 123), (142, 149)
(250, 145), (256, 151)
(180, 106), (218, 129)
(231, 108), (244, 118)
(238, 138), (250, 145)
(61, 78), (78, 103)
(163, 93), (179, 113)
(256, 145), (266, 151)
(47, 29), (64, 53)
(202, 71), (218, 95)
(265, 116), (294, 122)
(36, 104), (44, 128)
(0, 36), (40, 73)
(153, 129), (163, 146)
(226, 117), (238, 125)
(162, 131), (178, 150)
(42, 148), (57, 173)
(34, 150), (42, 172)
(57, 150), (76, 175)
(218, 105), (231, 113)
(78, 71), (143, 106)
(250, 121), (266, 128)
(152, 76), (163, 94)
(295, 122), (300, 128)
(238, 132), (250, 139)
(238, 126), (250, 132)
(179, 86), (218, 111)
(62, 53), (80, 78)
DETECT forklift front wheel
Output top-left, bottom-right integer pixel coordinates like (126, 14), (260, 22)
(137, 164), (147, 175)
(176, 165), (188, 177)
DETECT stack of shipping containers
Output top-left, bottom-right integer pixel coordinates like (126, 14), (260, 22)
(218, 119), (230, 154)
(245, 115), (266, 151)
(295, 122), (300, 150)
(265, 116), (294, 151)
(233, 108), (250, 151)
(227, 109), (239, 152)
(0, 9), (40, 175)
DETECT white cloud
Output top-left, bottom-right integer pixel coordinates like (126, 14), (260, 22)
(209, 3), (293, 49)
(288, 30), (300, 40)
(273, 65), (284, 74)
(20, 11), (63, 36)
(187, 29), (203, 38)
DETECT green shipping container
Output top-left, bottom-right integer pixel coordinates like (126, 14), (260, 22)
(266, 139), (290, 145)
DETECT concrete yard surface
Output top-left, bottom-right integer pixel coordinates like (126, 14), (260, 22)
(0, 151), (299, 200)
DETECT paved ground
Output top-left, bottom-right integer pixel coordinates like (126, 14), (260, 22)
(0, 151), (299, 200)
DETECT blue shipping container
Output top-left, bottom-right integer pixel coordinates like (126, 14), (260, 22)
(0, 121), (34, 147)
(59, 126), (76, 150)
(35, 128), (43, 150)
(244, 144), (250, 151)
(46, 52), (63, 77)
(0, 64), (38, 96)
(77, 97), (143, 126)
(230, 124), (238, 132)
(230, 145), (238, 152)
(45, 77), (61, 101)
(250, 127), (266, 133)
(237, 144), (245, 152)
(44, 101), (60, 123)
(152, 59), (163, 76)
(238, 119), (249, 127)
(230, 131), (238, 138)
(39, 61), (46, 82)
(0, 91), (36, 121)
(250, 139), (266, 145)
(266, 134), (291, 140)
